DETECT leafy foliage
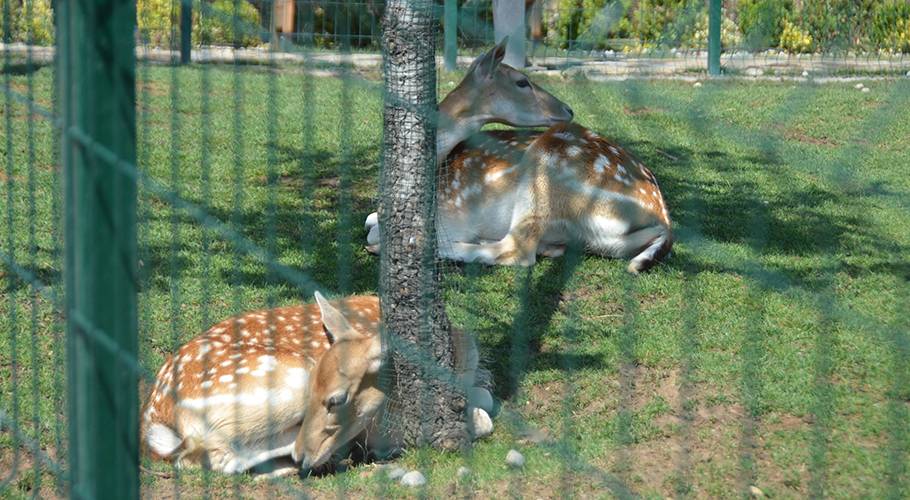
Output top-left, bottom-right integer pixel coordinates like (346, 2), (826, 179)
(779, 18), (813, 53)
(735, 0), (792, 50)
(2, 0), (54, 45)
(137, 0), (262, 48)
(871, 0), (910, 53)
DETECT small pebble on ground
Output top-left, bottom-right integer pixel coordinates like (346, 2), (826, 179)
(862, 87), (871, 93)
(400, 470), (426, 487)
(693, 82), (702, 88)
(749, 485), (765, 497)
(855, 83), (865, 89)
(385, 466), (406, 481)
(801, 70), (809, 77)
(457, 466), (471, 478)
(506, 449), (525, 468)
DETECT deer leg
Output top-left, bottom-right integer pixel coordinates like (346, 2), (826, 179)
(251, 458), (299, 481)
(364, 212), (381, 254)
(537, 242), (566, 258)
(220, 427), (299, 474)
(450, 178), (547, 266)
(626, 227), (672, 274)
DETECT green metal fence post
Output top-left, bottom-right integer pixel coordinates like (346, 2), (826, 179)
(708, 0), (721, 76)
(444, 0), (457, 71)
(59, 0), (139, 498)
(180, 0), (192, 64)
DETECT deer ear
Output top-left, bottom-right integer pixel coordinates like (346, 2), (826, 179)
(470, 36), (509, 79)
(315, 291), (358, 344)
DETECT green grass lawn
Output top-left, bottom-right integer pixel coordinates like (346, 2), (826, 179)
(1, 62), (909, 498)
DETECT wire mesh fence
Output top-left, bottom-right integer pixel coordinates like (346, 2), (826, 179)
(5, 1), (910, 76)
(2, 0), (910, 498)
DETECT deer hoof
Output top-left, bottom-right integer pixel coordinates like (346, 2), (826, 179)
(539, 244), (566, 258)
(365, 244), (380, 255)
(364, 212), (378, 230)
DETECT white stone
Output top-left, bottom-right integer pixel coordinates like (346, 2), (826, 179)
(693, 82), (702, 88)
(400, 470), (426, 487)
(801, 70), (809, 77)
(385, 466), (406, 480)
(457, 466), (471, 478)
(505, 449), (525, 468)
(854, 83), (864, 89)
(471, 408), (493, 438)
(862, 87), (871, 93)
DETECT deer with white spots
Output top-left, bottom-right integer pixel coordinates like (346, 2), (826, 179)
(142, 292), (493, 477)
(437, 123), (673, 273)
(365, 45), (672, 273)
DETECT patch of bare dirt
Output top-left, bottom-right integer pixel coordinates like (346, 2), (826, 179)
(138, 81), (168, 97)
(0, 170), (22, 183)
(781, 127), (840, 147)
(623, 106), (665, 117)
(525, 381), (568, 422)
(0, 445), (65, 499)
(521, 366), (818, 498)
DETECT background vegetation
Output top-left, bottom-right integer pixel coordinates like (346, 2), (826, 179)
(3, 0), (909, 53)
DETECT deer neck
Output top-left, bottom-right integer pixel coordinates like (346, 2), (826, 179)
(437, 101), (488, 166)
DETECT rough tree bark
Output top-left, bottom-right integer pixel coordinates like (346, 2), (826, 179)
(378, 0), (468, 450)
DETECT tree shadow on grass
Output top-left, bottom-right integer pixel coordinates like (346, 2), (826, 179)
(627, 139), (910, 285)
(137, 142), (382, 301)
(442, 134), (910, 402)
(0, 61), (49, 77)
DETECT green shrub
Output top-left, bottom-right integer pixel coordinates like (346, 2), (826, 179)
(553, 0), (609, 48)
(137, 0), (262, 48)
(871, 0), (910, 53)
(20, 0), (53, 45)
(137, 0), (177, 47)
(779, 18), (813, 53)
(1, 0), (54, 45)
(736, 0), (792, 49)
(685, 14), (743, 49)
(197, 0), (263, 47)
(799, 0), (878, 51)
(626, 0), (696, 43)
(293, 1), (385, 48)
(551, 0), (705, 49)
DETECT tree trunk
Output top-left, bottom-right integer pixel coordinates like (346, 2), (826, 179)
(379, 0), (468, 450)
(493, 0), (526, 68)
(527, 0), (543, 42)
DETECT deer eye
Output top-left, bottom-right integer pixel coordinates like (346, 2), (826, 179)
(325, 392), (347, 412)
(516, 78), (530, 88)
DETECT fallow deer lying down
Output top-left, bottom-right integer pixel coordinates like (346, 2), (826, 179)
(142, 292), (493, 476)
(365, 47), (672, 273)
(439, 123), (673, 273)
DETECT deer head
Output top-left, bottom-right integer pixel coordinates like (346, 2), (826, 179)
(437, 37), (574, 160)
(291, 292), (386, 470)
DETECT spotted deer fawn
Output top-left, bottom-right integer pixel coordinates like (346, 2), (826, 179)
(142, 292), (493, 476)
(365, 42), (672, 273)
